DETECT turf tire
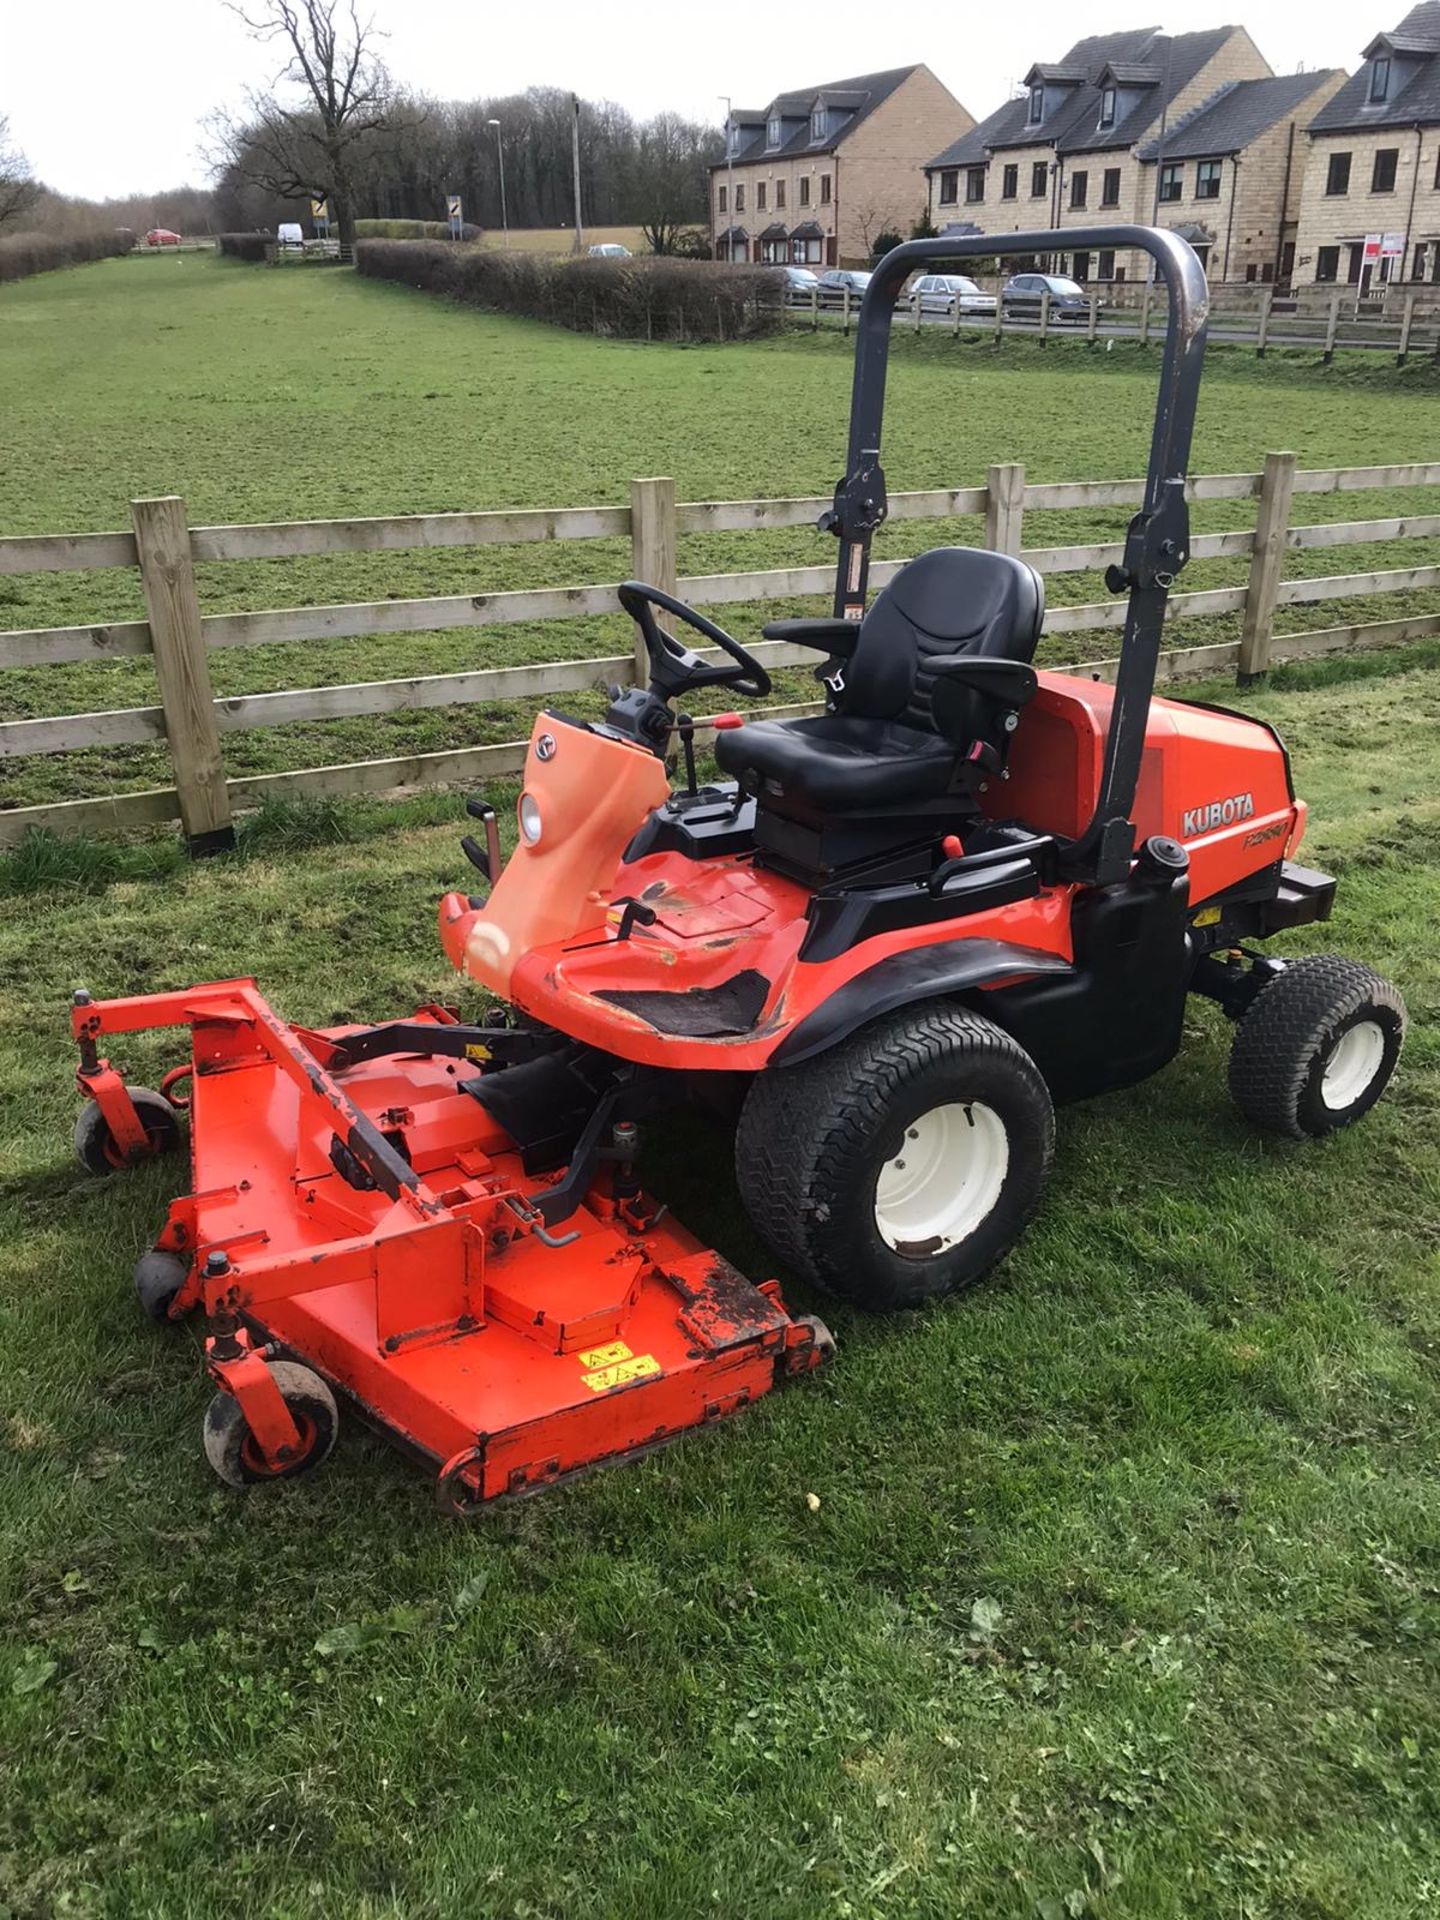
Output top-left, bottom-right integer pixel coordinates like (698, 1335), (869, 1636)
(133, 1250), (189, 1324)
(735, 1002), (1054, 1311)
(1228, 954), (1406, 1139)
(73, 1087), (180, 1175)
(202, 1362), (339, 1488)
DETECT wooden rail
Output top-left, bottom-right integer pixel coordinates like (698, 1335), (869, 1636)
(3, 456), (1440, 849)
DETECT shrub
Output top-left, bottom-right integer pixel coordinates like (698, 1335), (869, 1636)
(355, 218), (484, 242)
(870, 230), (905, 262)
(217, 232), (271, 262)
(355, 240), (782, 342)
(0, 228), (132, 285)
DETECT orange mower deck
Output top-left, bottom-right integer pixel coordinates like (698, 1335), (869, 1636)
(71, 980), (830, 1508)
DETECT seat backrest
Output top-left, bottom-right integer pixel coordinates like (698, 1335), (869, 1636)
(836, 546), (1045, 735)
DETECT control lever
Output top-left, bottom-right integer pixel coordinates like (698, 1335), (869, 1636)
(676, 712), (698, 796)
(461, 798), (502, 884)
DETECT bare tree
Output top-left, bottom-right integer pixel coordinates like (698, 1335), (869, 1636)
(212, 1), (414, 249)
(0, 116), (40, 230)
(629, 113), (719, 255)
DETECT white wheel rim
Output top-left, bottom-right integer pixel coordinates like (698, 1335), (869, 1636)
(1321, 1019), (1386, 1110)
(874, 1102), (1009, 1257)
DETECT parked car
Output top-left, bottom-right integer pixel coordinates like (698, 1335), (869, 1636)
(817, 268), (872, 306)
(910, 273), (997, 317)
(144, 228), (181, 247)
(780, 265), (821, 303)
(1001, 272), (1090, 323)
(588, 243), (632, 258)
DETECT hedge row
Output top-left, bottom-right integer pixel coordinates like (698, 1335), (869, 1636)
(217, 232), (271, 261)
(355, 218), (483, 242)
(0, 228), (132, 285)
(354, 240), (782, 342)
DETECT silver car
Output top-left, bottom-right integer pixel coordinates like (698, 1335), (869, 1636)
(911, 273), (997, 316)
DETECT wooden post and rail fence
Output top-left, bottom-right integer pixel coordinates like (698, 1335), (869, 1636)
(3, 456), (1440, 851)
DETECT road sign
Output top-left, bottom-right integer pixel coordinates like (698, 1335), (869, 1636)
(446, 193), (463, 240)
(311, 196), (330, 238)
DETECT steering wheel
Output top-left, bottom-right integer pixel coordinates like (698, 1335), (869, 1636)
(617, 580), (772, 701)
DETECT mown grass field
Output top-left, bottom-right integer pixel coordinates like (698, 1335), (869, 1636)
(5, 251), (1440, 809)
(1, 252), (1438, 1918)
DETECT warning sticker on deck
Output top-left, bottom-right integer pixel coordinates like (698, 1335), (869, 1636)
(581, 1353), (661, 1393)
(579, 1341), (632, 1369)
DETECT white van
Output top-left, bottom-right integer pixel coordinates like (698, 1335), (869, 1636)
(277, 223), (304, 249)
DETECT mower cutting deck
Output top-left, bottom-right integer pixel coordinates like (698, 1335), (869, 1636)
(70, 980), (829, 1506)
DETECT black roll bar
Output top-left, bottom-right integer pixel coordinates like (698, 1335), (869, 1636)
(824, 227), (1210, 886)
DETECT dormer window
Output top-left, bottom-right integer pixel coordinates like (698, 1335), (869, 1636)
(1099, 86), (1116, 128)
(1370, 55), (1391, 102)
(727, 122), (741, 157)
(767, 115), (782, 147)
(810, 106), (824, 141)
(1027, 84), (1044, 125)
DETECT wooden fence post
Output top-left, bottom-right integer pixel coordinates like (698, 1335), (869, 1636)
(985, 462), (1026, 557)
(842, 282), (851, 336)
(1323, 292), (1340, 364)
(1397, 290), (1415, 366)
(1087, 291), (1099, 345)
(1139, 281), (1152, 347)
(1255, 287), (1273, 358)
(993, 295), (1004, 349)
(1237, 450), (1297, 686)
(630, 476), (677, 684)
(1039, 287), (1051, 346)
(130, 495), (234, 854)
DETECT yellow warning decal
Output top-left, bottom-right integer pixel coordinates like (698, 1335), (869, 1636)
(1192, 905), (1222, 928)
(464, 1042), (493, 1062)
(578, 1340), (632, 1369)
(582, 1354), (661, 1393)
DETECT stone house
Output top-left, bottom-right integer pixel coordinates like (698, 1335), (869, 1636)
(712, 66), (973, 268)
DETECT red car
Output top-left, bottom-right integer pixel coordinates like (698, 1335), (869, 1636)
(144, 228), (181, 247)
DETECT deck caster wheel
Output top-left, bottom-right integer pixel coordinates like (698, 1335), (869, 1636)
(133, 1250), (189, 1324)
(736, 1002), (1054, 1312)
(1229, 954), (1407, 1139)
(202, 1361), (339, 1488)
(73, 1087), (180, 1175)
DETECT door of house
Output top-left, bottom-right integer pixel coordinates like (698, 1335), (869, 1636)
(1279, 240), (1295, 286)
(1071, 251), (1091, 282)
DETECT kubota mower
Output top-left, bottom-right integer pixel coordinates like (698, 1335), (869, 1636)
(73, 227), (1406, 1506)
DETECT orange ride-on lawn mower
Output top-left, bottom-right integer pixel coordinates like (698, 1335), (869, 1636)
(72, 227), (1406, 1508)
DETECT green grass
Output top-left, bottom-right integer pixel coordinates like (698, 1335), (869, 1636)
(2, 253), (1440, 1915)
(0, 648), (1438, 1917)
(5, 253), (1440, 809)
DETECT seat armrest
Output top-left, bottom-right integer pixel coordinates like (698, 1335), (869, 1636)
(760, 617), (859, 659)
(929, 656), (1038, 708)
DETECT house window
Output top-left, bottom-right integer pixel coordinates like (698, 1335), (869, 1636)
(767, 116), (782, 148)
(810, 107), (824, 142)
(1313, 244), (1338, 282)
(1002, 163), (1018, 199)
(938, 168), (958, 205)
(1195, 159), (1222, 200)
(1326, 152), (1351, 195)
(1370, 55), (1391, 102)
(1102, 166), (1121, 207)
(1071, 251), (1091, 282)
(965, 166), (986, 204)
(1414, 242), (1427, 279)
(717, 186), (727, 214)
(734, 184), (745, 213)
(799, 175), (811, 207)
(1099, 86), (1116, 128)
(1027, 84), (1043, 125)
(1434, 151), (1440, 187)
(1192, 244), (1210, 274)
(775, 179), (785, 210)
(1031, 160), (1048, 197)
(1069, 169), (1088, 209)
(820, 173), (831, 204)
(757, 182), (767, 211)
(1158, 162), (1182, 203)
(1245, 263), (1257, 282)
(1097, 248), (1116, 280)
(1372, 147), (1399, 192)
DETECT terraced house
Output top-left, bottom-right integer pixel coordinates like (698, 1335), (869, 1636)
(1293, 3), (1440, 290)
(712, 65), (972, 267)
(923, 25), (1343, 287)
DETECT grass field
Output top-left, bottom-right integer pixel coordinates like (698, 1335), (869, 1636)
(1, 252), (1439, 1917)
(5, 252), (1440, 809)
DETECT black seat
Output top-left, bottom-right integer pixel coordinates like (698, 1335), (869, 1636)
(715, 546), (1045, 816)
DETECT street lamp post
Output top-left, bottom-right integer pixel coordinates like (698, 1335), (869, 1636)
(486, 118), (509, 249)
(720, 93), (733, 263)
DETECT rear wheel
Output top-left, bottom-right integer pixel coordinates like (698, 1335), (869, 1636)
(1228, 954), (1406, 1139)
(736, 1003), (1054, 1311)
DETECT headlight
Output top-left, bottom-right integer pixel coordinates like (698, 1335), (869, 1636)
(518, 792), (543, 845)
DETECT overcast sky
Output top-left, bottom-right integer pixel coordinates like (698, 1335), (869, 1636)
(8, 0), (1371, 200)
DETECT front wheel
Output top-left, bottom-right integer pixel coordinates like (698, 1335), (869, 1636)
(203, 1362), (339, 1488)
(73, 1086), (180, 1175)
(1228, 954), (1406, 1139)
(736, 1003), (1054, 1312)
